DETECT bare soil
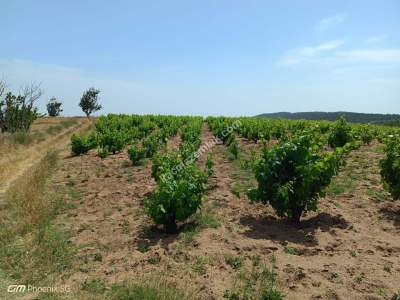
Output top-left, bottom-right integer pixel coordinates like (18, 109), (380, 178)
(33, 127), (400, 299)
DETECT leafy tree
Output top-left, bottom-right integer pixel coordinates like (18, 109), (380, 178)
(0, 82), (42, 133)
(79, 88), (102, 117)
(46, 97), (63, 117)
(328, 116), (353, 148)
(380, 137), (400, 199)
(250, 134), (339, 224)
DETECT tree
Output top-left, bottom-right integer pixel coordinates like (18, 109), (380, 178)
(0, 82), (42, 132)
(0, 79), (6, 129)
(0, 79), (5, 99)
(79, 88), (102, 117)
(46, 97), (63, 117)
(250, 134), (339, 224)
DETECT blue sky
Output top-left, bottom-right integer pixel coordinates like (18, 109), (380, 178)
(1, 0), (399, 116)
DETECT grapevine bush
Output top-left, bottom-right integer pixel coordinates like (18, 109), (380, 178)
(357, 125), (374, 145)
(250, 133), (340, 223)
(380, 137), (400, 199)
(98, 129), (129, 155)
(128, 144), (146, 165)
(328, 117), (353, 148)
(146, 151), (208, 232)
(71, 134), (97, 155)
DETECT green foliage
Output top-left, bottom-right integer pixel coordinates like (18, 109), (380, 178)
(93, 253), (103, 262)
(224, 254), (242, 269)
(228, 136), (240, 159)
(146, 151), (208, 232)
(97, 147), (109, 159)
(206, 154), (214, 177)
(0, 92), (39, 132)
(380, 136), (400, 199)
(251, 133), (340, 223)
(392, 291), (400, 300)
(261, 288), (285, 300)
(223, 266), (284, 300)
(82, 278), (106, 294)
(137, 240), (150, 253)
(284, 246), (301, 255)
(143, 134), (161, 158)
(98, 129), (129, 155)
(128, 144), (146, 165)
(79, 87), (102, 117)
(71, 134), (97, 155)
(357, 125), (374, 145)
(46, 97), (63, 117)
(328, 117), (353, 148)
(109, 280), (189, 300)
(12, 131), (34, 145)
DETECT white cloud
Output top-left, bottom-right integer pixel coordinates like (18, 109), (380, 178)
(366, 34), (388, 44)
(316, 14), (346, 32)
(278, 42), (400, 67)
(278, 40), (344, 66)
(336, 49), (400, 63)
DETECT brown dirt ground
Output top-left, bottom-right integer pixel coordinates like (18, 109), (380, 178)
(46, 126), (400, 300)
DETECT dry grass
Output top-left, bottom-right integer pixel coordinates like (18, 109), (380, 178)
(4, 151), (58, 233)
(0, 151), (74, 287)
(0, 117), (89, 191)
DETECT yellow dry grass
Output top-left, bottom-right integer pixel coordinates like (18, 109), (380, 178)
(0, 117), (91, 201)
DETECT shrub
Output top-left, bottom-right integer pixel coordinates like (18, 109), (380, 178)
(0, 92), (40, 132)
(145, 151), (208, 232)
(357, 125), (374, 145)
(71, 134), (97, 155)
(128, 144), (146, 165)
(98, 130), (128, 154)
(143, 135), (159, 158)
(206, 154), (214, 177)
(227, 136), (240, 159)
(251, 133), (339, 223)
(98, 147), (109, 159)
(328, 117), (353, 148)
(380, 137), (400, 199)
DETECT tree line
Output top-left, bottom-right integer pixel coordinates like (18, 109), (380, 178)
(0, 79), (102, 133)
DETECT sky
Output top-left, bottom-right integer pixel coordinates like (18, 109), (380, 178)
(1, 0), (399, 116)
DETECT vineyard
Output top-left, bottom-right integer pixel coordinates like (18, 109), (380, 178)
(1, 115), (400, 299)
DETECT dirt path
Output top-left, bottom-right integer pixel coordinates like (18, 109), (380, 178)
(0, 119), (90, 202)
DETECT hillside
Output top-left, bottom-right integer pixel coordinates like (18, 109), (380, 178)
(257, 111), (400, 124)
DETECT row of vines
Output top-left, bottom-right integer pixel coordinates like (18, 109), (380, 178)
(70, 114), (400, 230)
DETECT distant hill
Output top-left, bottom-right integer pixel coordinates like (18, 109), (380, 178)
(257, 111), (400, 124)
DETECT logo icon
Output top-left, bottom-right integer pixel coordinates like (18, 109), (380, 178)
(7, 285), (26, 293)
